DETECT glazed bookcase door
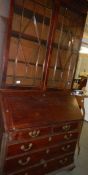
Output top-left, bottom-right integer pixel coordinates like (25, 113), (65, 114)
(47, 6), (86, 89)
(6, 0), (52, 88)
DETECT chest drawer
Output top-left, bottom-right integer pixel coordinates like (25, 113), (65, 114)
(43, 153), (74, 174)
(5, 152), (44, 174)
(6, 153), (74, 175)
(9, 126), (52, 142)
(53, 121), (81, 133)
(7, 132), (78, 157)
(5, 141), (76, 173)
(46, 141), (76, 156)
(6, 165), (45, 175)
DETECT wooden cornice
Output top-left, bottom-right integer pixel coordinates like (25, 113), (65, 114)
(61, 0), (88, 15)
(54, 0), (88, 15)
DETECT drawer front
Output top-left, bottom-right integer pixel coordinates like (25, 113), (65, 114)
(6, 154), (74, 175)
(5, 141), (76, 173)
(45, 141), (76, 157)
(53, 122), (81, 133)
(7, 165), (45, 175)
(7, 132), (78, 157)
(53, 132), (79, 143)
(43, 153), (74, 174)
(9, 126), (52, 142)
(5, 153), (43, 173)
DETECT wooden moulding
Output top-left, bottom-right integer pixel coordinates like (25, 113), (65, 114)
(42, 0), (61, 91)
(1, 0), (14, 88)
(61, 0), (88, 15)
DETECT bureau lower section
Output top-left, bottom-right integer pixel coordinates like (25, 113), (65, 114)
(0, 90), (83, 175)
(0, 121), (82, 175)
(5, 142), (76, 174)
(6, 153), (74, 175)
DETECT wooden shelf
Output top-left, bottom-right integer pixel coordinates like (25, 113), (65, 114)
(8, 59), (62, 71)
(14, 5), (50, 26)
(7, 74), (64, 83)
(7, 75), (41, 80)
(11, 30), (47, 45)
(13, 4), (82, 40)
(11, 30), (79, 52)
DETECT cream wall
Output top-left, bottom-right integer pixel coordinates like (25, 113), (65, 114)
(75, 54), (88, 78)
(75, 13), (88, 79)
(83, 14), (88, 39)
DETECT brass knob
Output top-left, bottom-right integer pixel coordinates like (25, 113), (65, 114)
(29, 130), (40, 138)
(40, 159), (47, 168)
(48, 137), (52, 142)
(59, 157), (68, 164)
(62, 125), (71, 131)
(20, 143), (33, 152)
(61, 144), (71, 151)
(46, 148), (50, 154)
(18, 157), (31, 166)
(64, 133), (72, 140)
(44, 163), (47, 168)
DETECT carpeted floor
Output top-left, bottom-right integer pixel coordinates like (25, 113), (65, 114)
(48, 121), (88, 175)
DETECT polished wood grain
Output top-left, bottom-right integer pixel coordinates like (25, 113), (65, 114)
(5, 143), (76, 173)
(0, 0), (86, 174)
(8, 126), (52, 142)
(6, 164), (45, 175)
(6, 153), (74, 175)
(0, 89), (83, 174)
(1, 0), (14, 88)
(8, 121), (81, 142)
(7, 131), (79, 157)
(0, 90), (82, 130)
(53, 121), (81, 133)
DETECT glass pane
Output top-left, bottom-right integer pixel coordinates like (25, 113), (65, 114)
(6, 0), (52, 87)
(47, 6), (84, 89)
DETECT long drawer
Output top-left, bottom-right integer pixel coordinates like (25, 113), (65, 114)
(6, 153), (74, 175)
(7, 132), (79, 157)
(5, 142), (76, 173)
(8, 121), (81, 142)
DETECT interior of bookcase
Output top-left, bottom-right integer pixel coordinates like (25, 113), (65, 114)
(6, 0), (85, 89)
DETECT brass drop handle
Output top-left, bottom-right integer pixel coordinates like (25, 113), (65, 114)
(61, 144), (71, 151)
(46, 148), (50, 154)
(59, 157), (68, 164)
(44, 163), (47, 168)
(62, 125), (71, 131)
(18, 157), (31, 166)
(20, 143), (33, 152)
(64, 133), (72, 140)
(48, 137), (52, 142)
(29, 130), (40, 138)
(40, 159), (47, 168)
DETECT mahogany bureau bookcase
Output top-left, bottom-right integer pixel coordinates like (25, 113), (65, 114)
(0, 90), (83, 175)
(0, 0), (88, 174)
